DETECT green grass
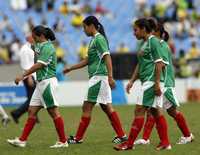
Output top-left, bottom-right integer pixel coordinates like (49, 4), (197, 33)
(0, 103), (200, 155)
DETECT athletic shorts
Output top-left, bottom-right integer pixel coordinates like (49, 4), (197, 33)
(30, 77), (59, 108)
(136, 81), (164, 108)
(84, 76), (112, 104)
(163, 87), (179, 110)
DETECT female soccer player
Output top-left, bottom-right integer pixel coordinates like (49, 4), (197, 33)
(63, 15), (127, 144)
(134, 18), (193, 145)
(114, 18), (171, 151)
(7, 25), (68, 148)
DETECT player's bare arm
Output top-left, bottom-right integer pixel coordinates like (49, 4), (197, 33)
(126, 64), (139, 94)
(15, 63), (44, 85)
(104, 54), (115, 89)
(154, 61), (165, 96)
(63, 57), (88, 74)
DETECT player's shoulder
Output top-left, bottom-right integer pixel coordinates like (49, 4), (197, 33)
(42, 42), (55, 52)
(149, 35), (159, 43)
(95, 33), (106, 42)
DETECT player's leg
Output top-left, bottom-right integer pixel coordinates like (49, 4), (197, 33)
(39, 77), (68, 148)
(68, 101), (94, 144)
(47, 106), (68, 148)
(135, 109), (154, 145)
(114, 104), (146, 150)
(100, 103), (127, 144)
(7, 106), (41, 147)
(68, 76), (103, 144)
(150, 107), (171, 150)
(164, 87), (193, 144)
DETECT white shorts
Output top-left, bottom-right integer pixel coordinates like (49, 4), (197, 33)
(30, 77), (59, 108)
(163, 87), (180, 110)
(136, 81), (165, 108)
(84, 76), (112, 104)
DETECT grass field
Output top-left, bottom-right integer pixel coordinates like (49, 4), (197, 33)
(0, 103), (200, 155)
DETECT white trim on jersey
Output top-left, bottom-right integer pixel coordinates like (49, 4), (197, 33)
(37, 60), (48, 66)
(101, 51), (110, 58)
(154, 58), (169, 65)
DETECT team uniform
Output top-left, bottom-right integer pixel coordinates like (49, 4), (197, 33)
(160, 40), (179, 109)
(134, 39), (193, 146)
(137, 35), (167, 108)
(7, 40), (68, 148)
(30, 41), (59, 108)
(68, 32), (127, 145)
(85, 33), (111, 104)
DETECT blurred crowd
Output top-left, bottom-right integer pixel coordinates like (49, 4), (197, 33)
(0, 0), (200, 78)
(135, 0), (200, 78)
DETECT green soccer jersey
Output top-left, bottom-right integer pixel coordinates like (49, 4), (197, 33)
(137, 35), (167, 83)
(34, 41), (57, 81)
(87, 33), (109, 78)
(160, 40), (175, 87)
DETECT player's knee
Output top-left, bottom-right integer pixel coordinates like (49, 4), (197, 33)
(167, 106), (177, 118)
(47, 107), (60, 119)
(28, 108), (36, 117)
(135, 105), (146, 116)
(150, 108), (161, 117)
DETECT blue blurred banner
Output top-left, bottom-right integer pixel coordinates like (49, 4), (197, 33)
(0, 84), (26, 106)
(112, 80), (127, 105)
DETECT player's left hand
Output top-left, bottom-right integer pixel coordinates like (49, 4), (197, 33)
(15, 75), (24, 85)
(154, 84), (162, 96)
(108, 76), (116, 89)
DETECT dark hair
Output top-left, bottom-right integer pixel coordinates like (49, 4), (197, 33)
(83, 16), (108, 45)
(147, 18), (169, 41)
(134, 18), (152, 33)
(32, 25), (56, 41)
(147, 17), (158, 32)
(157, 22), (169, 42)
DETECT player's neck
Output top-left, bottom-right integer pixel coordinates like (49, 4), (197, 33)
(92, 30), (99, 37)
(144, 34), (151, 41)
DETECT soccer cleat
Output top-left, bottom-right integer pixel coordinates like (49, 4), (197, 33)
(112, 135), (128, 144)
(156, 143), (172, 151)
(7, 137), (26, 147)
(113, 141), (134, 151)
(2, 117), (10, 126)
(176, 133), (194, 144)
(50, 141), (69, 148)
(67, 136), (83, 144)
(134, 139), (150, 145)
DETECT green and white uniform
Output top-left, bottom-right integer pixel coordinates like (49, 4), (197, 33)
(30, 41), (59, 108)
(137, 35), (167, 108)
(84, 33), (111, 104)
(160, 40), (179, 109)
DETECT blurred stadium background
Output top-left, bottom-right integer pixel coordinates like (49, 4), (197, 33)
(0, 0), (200, 155)
(0, 0), (200, 105)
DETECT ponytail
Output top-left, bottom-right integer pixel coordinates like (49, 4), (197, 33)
(32, 25), (56, 41)
(157, 22), (169, 42)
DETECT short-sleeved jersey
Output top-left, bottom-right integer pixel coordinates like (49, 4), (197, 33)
(138, 35), (167, 83)
(88, 33), (109, 78)
(33, 41), (57, 81)
(160, 40), (175, 87)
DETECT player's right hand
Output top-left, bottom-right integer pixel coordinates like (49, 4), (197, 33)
(15, 75), (23, 85)
(63, 67), (71, 74)
(126, 81), (133, 94)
